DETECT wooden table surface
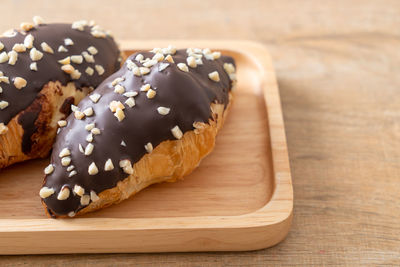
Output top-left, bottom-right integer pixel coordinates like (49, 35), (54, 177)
(1, 0), (400, 265)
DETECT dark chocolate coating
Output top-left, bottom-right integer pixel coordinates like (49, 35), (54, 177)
(0, 23), (120, 152)
(43, 49), (235, 216)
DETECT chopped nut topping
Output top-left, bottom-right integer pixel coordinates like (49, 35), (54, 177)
(58, 120), (67, 127)
(71, 69), (81, 80)
(74, 110), (85, 120)
(89, 93), (101, 103)
(59, 148), (71, 157)
(119, 159), (133, 174)
(84, 143), (94, 155)
(33, 16), (44, 26)
(85, 67), (94, 76)
(72, 20), (87, 31)
(0, 76), (9, 84)
(0, 123), (8, 135)
(83, 107), (94, 116)
(58, 45), (68, 53)
(79, 144), (84, 153)
(144, 142), (153, 153)
(41, 42), (54, 54)
(80, 195), (90, 206)
(58, 56), (71, 65)
(95, 65), (105, 75)
(212, 51), (221, 59)
(121, 140), (127, 147)
(85, 123), (95, 131)
(20, 22), (34, 32)
(153, 53), (164, 62)
(69, 170), (77, 177)
(162, 45), (177, 55)
(64, 38), (74, 46)
(114, 108), (125, 122)
(165, 54), (174, 63)
(3, 29), (16, 38)
(0, 101), (8, 110)
(71, 105), (78, 112)
(24, 34), (35, 48)
(73, 185), (85, 197)
(8, 51), (18, 65)
(135, 54), (144, 62)
(30, 62), (37, 71)
(223, 63), (236, 74)
(208, 71), (220, 82)
(104, 158), (114, 171)
(61, 156), (71, 166)
(157, 106), (170, 115)
(177, 63), (189, 72)
(140, 84), (151, 92)
(61, 64), (75, 74)
(0, 52), (9, 63)
(30, 47), (43, 61)
(14, 77), (27, 90)
(57, 187), (70, 200)
(86, 133), (93, 142)
(91, 30), (106, 38)
(71, 55), (83, 64)
(146, 89), (156, 99)
(111, 77), (125, 86)
(126, 59), (137, 71)
(123, 91), (138, 98)
(140, 67), (150, 75)
(114, 84), (125, 94)
(125, 97), (135, 108)
(109, 100), (124, 112)
(90, 190), (100, 202)
(186, 56), (197, 68)
(132, 67), (141, 76)
(143, 59), (157, 68)
(196, 58), (203, 65)
(44, 164), (54, 174)
(88, 162), (99, 175)
(87, 46), (98, 55)
(158, 63), (170, 72)
(12, 43), (26, 53)
(229, 73), (237, 82)
(68, 211), (76, 217)
(67, 165), (75, 172)
(91, 128), (100, 135)
(39, 187), (54, 198)
(171, 125), (183, 139)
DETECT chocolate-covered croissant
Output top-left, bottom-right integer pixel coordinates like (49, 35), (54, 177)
(0, 17), (121, 169)
(40, 46), (236, 217)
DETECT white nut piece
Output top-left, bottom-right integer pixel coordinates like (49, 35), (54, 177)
(73, 185), (85, 197)
(58, 56), (71, 65)
(111, 77), (125, 86)
(125, 97), (135, 108)
(146, 89), (156, 99)
(85, 123), (95, 131)
(186, 56), (197, 68)
(95, 65), (105, 75)
(40, 42), (54, 54)
(69, 170), (77, 177)
(91, 127), (101, 135)
(114, 84), (125, 94)
(57, 187), (70, 200)
(157, 106), (170, 115)
(59, 148), (71, 158)
(104, 158), (114, 171)
(61, 156), (71, 166)
(58, 45), (68, 53)
(114, 108), (125, 122)
(119, 159), (133, 174)
(177, 63), (189, 72)
(208, 71), (220, 82)
(33, 16), (44, 26)
(0, 52), (9, 63)
(89, 93), (101, 103)
(12, 43), (26, 53)
(29, 47), (43, 61)
(83, 107), (94, 116)
(74, 110), (85, 120)
(71, 55), (83, 64)
(67, 165), (75, 172)
(44, 164), (54, 175)
(20, 22), (34, 32)
(144, 142), (153, 153)
(30, 62), (38, 71)
(0, 100), (9, 110)
(158, 62), (170, 72)
(8, 51), (18, 65)
(61, 64), (75, 74)
(13, 77), (27, 90)
(140, 84), (151, 92)
(88, 162), (99, 175)
(171, 125), (183, 139)
(165, 54), (174, 63)
(58, 120), (67, 127)
(223, 63), (235, 74)
(90, 190), (100, 202)
(84, 143), (94, 156)
(86, 133), (93, 142)
(109, 100), (125, 112)
(64, 38), (74, 46)
(80, 195), (91, 206)
(39, 187), (55, 198)
(87, 46), (98, 55)
(85, 67), (94, 76)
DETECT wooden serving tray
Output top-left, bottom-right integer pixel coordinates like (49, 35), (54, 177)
(0, 40), (293, 254)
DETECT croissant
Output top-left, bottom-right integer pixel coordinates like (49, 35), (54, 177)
(40, 46), (236, 217)
(0, 17), (121, 169)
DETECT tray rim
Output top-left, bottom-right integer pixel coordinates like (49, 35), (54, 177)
(0, 40), (293, 253)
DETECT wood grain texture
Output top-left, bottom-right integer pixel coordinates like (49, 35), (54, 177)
(0, 0), (400, 265)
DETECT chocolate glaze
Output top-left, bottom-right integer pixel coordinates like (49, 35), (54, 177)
(43, 49), (235, 216)
(0, 23), (120, 152)
(18, 98), (41, 153)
